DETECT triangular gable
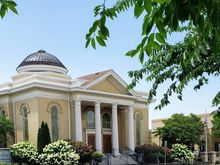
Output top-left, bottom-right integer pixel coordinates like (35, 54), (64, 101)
(81, 70), (136, 96)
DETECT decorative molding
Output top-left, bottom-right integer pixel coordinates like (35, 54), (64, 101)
(17, 64), (68, 74)
(134, 111), (144, 120)
(19, 103), (30, 115)
(83, 70), (137, 96)
(12, 90), (69, 102)
(0, 106), (8, 116)
(47, 101), (62, 113)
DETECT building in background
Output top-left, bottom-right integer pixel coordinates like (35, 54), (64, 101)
(150, 113), (220, 152)
(0, 50), (150, 155)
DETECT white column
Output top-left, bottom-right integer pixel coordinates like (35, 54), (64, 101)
(75, 100), (82, 141)
(95, 101), (102, 152)
(112, 104), (119, 156)
(128, 105), (134, 151)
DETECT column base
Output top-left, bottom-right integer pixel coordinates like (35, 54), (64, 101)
(204, 152), (208, 162)
(113, 150), (120, 157)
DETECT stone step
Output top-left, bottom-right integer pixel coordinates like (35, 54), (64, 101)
(105, 154), (138, 165)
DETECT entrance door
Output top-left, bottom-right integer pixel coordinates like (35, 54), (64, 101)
(87, 134), (96, 149)
(103, 134), (112, 153)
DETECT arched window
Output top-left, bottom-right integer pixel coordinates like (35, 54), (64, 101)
(136, 113), (142, 145)
(0, 108), (6, 117)
(51, 105), (59, 141)
(86, 111), (95, 129)
(102, 113), (111, 128)
(21, 106), (29, 141)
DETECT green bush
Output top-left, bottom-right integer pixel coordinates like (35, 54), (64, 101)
(10, 142), (38, 164)
(92, 151), (104, 162)
(171, 143), (195, 165)
(69, 140), (95, 163)
(37, 121), (51, 153)
(135, 143), (172, 163)
(216, 160), (220, 164)
(38, 140), (79, 165)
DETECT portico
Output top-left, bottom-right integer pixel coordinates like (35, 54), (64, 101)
(73, 96), (135, 155)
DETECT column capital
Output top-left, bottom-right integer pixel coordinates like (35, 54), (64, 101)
(95, 101), (101, 106)
(75, 99), (81, 106)
(128, 105), (134, 110)
(112, 103), (118, 108)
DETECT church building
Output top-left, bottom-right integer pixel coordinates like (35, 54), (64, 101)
(0, 50), (150, 155)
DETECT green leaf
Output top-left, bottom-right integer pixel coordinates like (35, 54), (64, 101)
(96, 36), (106, 47)
(144, 0), (152, 13)
(152, 41), (160, 50)
(142, 16), (150, 35)
(91, 38), (96, 49)
(101, 26), (109, 37)
(0, 5), (6, 18)
(7, 1), (18, 14)
(148, 33), (154, 46)
(85, 38), (91, 48)
(134, 4), (144, 18)
(126, 49), (138, 57)
(156, 33), (166, 44)
(7, 4), (18, 14)
(139, 51), (144, 64)
(98, 31), (107, 40)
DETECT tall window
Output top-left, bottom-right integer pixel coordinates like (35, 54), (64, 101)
(86, 111), (95, 129)
(102, 113), (111, 128)
(21, 106), (29, 141)
(51, 106), (58, 141)
(136, 113), (142, 145)
(215, 143), (220, 151)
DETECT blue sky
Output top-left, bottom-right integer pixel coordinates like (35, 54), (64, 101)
(0, 1), (219, 126)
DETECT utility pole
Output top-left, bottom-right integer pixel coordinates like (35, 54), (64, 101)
(164, 141), (167, 165)
(205, 109), (208, 162)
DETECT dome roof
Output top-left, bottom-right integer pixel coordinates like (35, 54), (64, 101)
(17, 50), (68, 74)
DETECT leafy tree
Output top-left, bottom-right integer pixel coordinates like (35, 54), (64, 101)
(37, 121), (51, 153)
(155, 113), (204, 148)
(0, 116), (14, 147)
(0, 0), (18, 18)
(87, 0), (220, 110)
(211, 113), (220, 137)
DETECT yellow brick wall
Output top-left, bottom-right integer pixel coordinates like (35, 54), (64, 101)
(15, 98), (39, 144)
(37, 97), (69, 142)
(134, 108), (149, 146)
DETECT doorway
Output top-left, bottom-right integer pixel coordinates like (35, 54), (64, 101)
(87, 134), (96, 149)
(103, 134), (112, 153)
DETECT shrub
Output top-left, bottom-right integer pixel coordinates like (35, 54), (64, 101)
(92, 151), (104, 162)
(39, 140), (79, 165)
(171, 143), (195, 164)
(10, 142), (38, 164)
(216, 160), (220, 164)
(69, 140), (95, 163)
(37, 121), (51, 153)
(135, 143), (172, 163)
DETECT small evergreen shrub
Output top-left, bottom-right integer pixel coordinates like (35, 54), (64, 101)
(38, 140), (79, 165)
(92, 151), (104, 162)
(171, 143), (195, 164)
(37, 121), (51, 153)
(10, 142), (38, 164)
(69, 140), (95, 163)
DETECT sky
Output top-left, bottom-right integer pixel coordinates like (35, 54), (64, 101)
(0, 1), (219, 128)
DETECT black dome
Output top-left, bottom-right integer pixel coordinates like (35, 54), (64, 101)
(17, 50), (67, 70)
